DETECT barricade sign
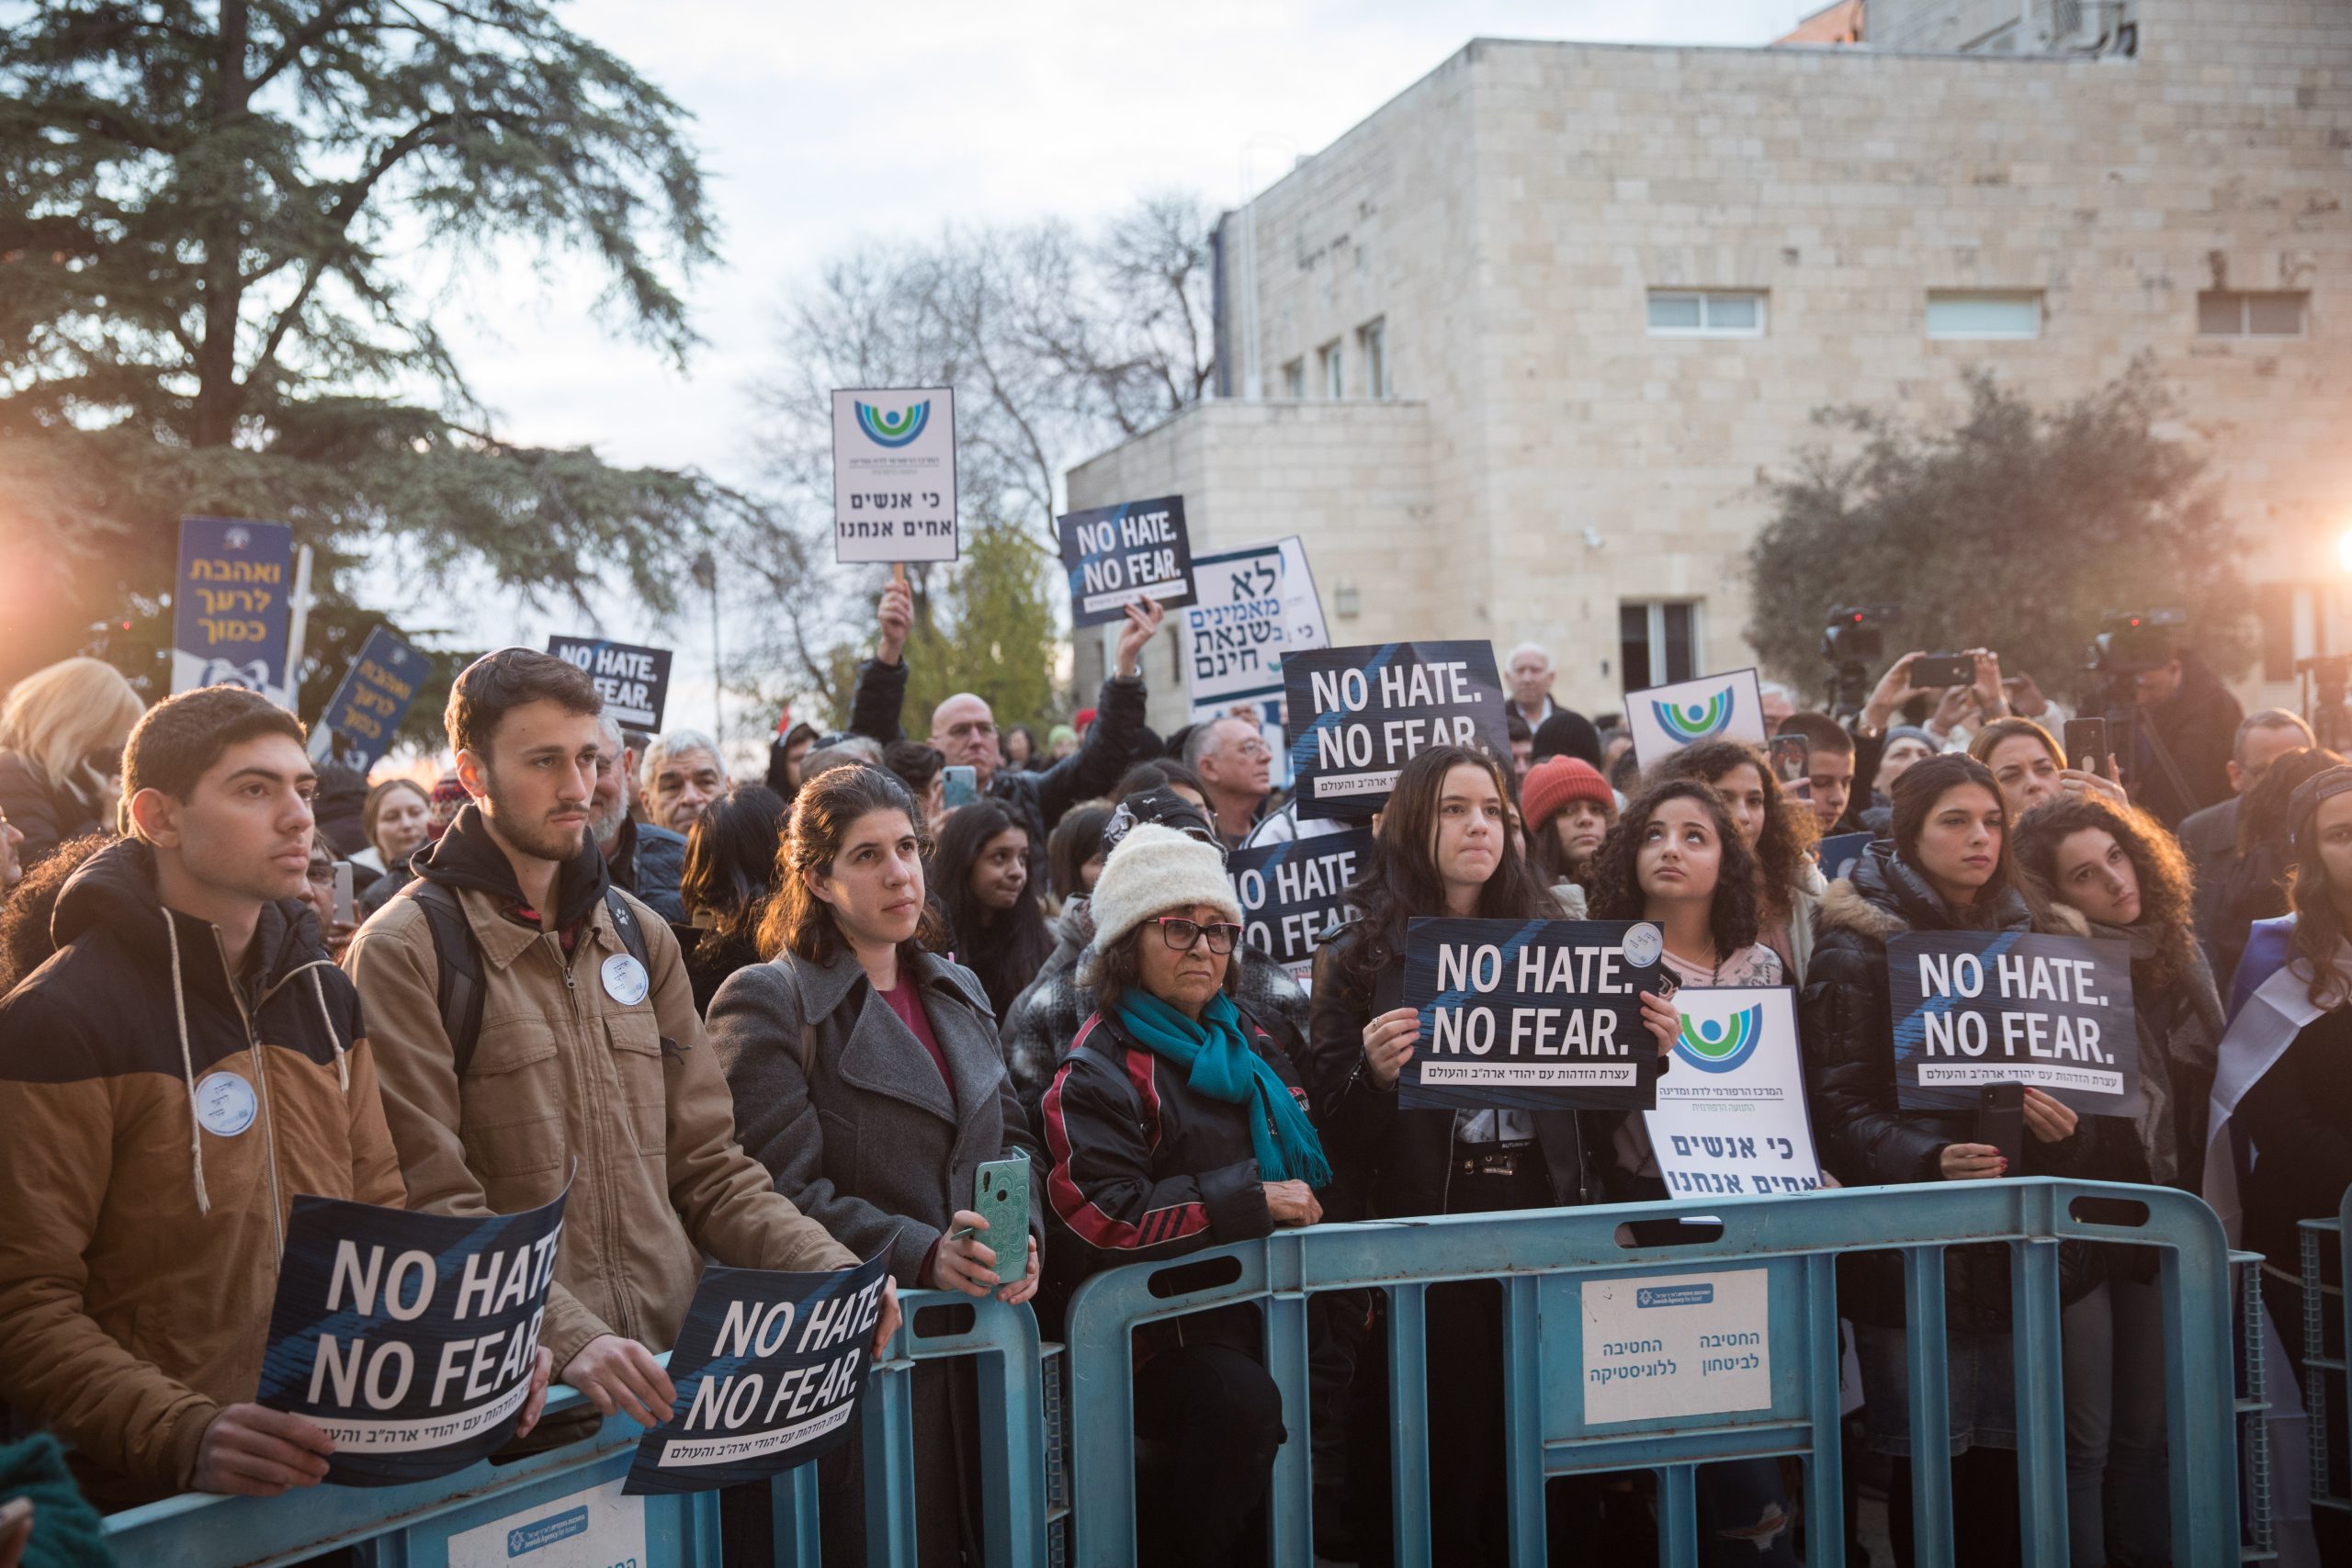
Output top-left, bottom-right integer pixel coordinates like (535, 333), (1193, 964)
(1888, 930), (2141, 1114)
(309, 625), (429, 771)
(1625, 668), (1768, 768)
(1399, 916), (1664, 1111)
(1816, 830), (1871, 884)
(173, 516), (295, 705)
(1057, 494), (1196, 628)
(547, 635), (673, 732)
(1645, 987), (1824, 1197)
(1283, 640), (1510, 819)
(1227, 825), (1371, 988)
(832, 386), (958, 563)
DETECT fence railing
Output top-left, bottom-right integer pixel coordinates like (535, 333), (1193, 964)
(2296, 1182), (2352, 1519)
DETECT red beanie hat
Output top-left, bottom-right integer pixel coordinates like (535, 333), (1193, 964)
(1521, 756), (1613, 829)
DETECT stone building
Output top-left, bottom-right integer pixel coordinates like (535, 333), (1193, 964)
(1068, 0), (2352, 733)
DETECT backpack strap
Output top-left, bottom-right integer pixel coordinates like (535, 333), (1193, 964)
(603, 886), (652, 974)
(403, 881), (485, 1078)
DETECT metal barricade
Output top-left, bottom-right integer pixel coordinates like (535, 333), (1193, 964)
(101, 1289), (1048, 1568)
(2296, 1183), (2352, 1517)
(1062, 1178), (2239, 1568)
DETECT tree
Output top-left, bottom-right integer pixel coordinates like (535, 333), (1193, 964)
(0, 0), (735, 689)
(729, 194), (1216, 731)
(1746, 367), (2255, 702)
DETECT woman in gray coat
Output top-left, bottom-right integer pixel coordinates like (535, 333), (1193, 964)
(709, 762), (1041, 1565)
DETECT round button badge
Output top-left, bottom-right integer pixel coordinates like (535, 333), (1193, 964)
(1621, 921), (1664, 969)
(193, 1070), (258, 1138)
(602, 953), (650, 1007)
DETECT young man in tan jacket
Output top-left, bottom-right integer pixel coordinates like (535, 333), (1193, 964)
(346, 649), (895, 1432)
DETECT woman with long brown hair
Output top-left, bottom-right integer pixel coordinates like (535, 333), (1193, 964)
(1646, 739), (1825, 982)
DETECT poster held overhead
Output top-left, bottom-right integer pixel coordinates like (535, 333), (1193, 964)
(831, 388), (958, 564)
(310, 626), (430, 771)
(1057, 495), (1197, 628)
(1182, 537), (1329, 719)
(1625, 668), (1769, 769)
(1644, 987), (1824, 1197)
(1283, 640), (1510, 819)
(547, 636), (673, 732)
(1886, 930), (2142, 1116)
(1399, 917), (1665, 1111)
(174, 516), (296, 707)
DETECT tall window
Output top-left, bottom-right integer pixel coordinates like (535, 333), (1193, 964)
(1926, 290), (2042, 340)
(1318, 340), (1343, 399)
(1357, 318), (1389, 397)
(1281, 358), (1306, 399)
(2199, 290), (2307, 338)
(1645, 291), (1766, 338)
(1621, 601), (1701, 692)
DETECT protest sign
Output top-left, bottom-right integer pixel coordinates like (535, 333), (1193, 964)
(255, 1185), (568, 1485)
(1227, 826), (1372, 989)
(309, 626), (430, 772)
(1815, 831), (1872, 886)
(1888, 930), (2141, 1115)
(626, 1250), (891, 1494)
(1399, 917), (1665, 1111)
(1283, 641), (1510, 819)
(1645, 987), (1823, 1198)
(1057, 495), (1197, 629)
(1581, 1268), (1772, 1426)
(1182, 536), (1331, 720)
(1624, 668), (1769, 768)
(831, 387), (957, 564)
(1277, 536), (1329, 655)
(547, 636), (673, 732)
(174, 516), (296, 705)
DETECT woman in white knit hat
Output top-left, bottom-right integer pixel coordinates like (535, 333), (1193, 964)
(1041, 821), (1331, 1568)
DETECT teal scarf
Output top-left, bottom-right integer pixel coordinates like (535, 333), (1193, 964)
(1114, 988), (1332, 1189)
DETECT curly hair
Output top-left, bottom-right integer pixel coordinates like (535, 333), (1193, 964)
(1589, 780), (1762, 962)
(2011, 795), (2199, 989)
(1643, 740), (1817, 919)
(756, 764), (947, 965)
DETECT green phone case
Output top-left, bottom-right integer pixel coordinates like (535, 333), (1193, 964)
(967, 1157), (1030, 1273)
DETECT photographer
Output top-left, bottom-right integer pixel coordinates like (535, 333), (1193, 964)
(2096, 620), (2242, 829)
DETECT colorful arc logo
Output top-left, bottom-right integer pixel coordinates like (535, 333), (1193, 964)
(1653, 690), (1735, 745)
(1674, 1004), (1763, 1074)
(855, 400), (931, 448)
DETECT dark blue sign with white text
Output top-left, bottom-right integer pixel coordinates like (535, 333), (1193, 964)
(311, 626), (430, 772)
(173, 516), (295, 704)
(1057, 495), (1197, 629)
(1283, 641), (1510, 819)
(1888, 930), (2141, 1116)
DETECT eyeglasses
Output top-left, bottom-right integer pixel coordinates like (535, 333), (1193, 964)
(1152, 917), (1243, 954)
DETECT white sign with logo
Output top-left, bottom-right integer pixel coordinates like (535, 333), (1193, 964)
(447, 1476), (646, 1567)
(831, 387), (958, 564)
(1644, 987), (1824, 1199)
(1623, 668), (1769, 769)
(1581, 1267), (1771, 1426)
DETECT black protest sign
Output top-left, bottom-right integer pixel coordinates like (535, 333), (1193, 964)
(1888, 931), (2141, 1115)
(1400, 917), (1665, 1111)
(547, 636), (673, 731)
(254, 1186), (568, 1485)
(1282, 641), (1510, 819)
(1227, 826), (1373, 984)
(625, 1250), (891, 1494)
(1057, 495), (1198, 628)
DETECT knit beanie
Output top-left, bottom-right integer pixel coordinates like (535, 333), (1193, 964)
(1883, 725), (1941, 755)
(1521, 756), (1614, 829)
(1532, 710), (1604, 769)
(1075, 824), (1242, 986)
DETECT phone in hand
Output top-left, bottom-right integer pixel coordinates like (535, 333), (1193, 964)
(1978, 1083), (2024, 1169)
(951, 1159), (1030, 1270)
(1910, 653), (1978, 690)
(332, 863), (355, 927)
(1769, 733), (1810, 785)
(2063, 717), (2109, 779)
(942, 765), (979, 809)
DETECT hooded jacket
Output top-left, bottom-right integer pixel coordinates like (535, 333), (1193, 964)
(605, 816), (686, 923)
(2128, 652), (2244, 829)
(0, 839), (404, 1506)
(345, 806), (854, 1382)
(1800, 844), (2095, 1329)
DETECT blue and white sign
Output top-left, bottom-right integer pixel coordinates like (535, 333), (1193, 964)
(173, 516), (295, 705)
(1057, 495), (1197, 628)
(1283, 640), (1510, 819)
(1623, 668), (1769, 769)
(1581, 1267), (1772, 1426)
(831, 386), (957, 564)
(1815, 831), (1873, 885)
(1645, 987), (1823, 1198)
(1889, 930), (2141, 1116)
(311, 626), (430, 772)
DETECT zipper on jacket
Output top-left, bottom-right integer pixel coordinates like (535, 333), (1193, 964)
(560, 928), (637, 1344)
(213, 926), (286, 1259)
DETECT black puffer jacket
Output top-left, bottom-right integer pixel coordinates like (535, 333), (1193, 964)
(1800, 844), (2098, 1330)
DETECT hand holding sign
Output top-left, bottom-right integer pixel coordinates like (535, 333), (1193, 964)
(1114, 595), (1165, 679)
(193, 1404), (336, 1496)
(876, 578), (914, 665)
(565, 1334), (677, 1429)
(1363, 1005), (1420, 1088)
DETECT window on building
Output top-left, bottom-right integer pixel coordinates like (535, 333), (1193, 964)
(2258, 581), (2348, 683)
(1925, 290), (2042, 340)
(1318, 340), (1343, 399)
(1645, 291), (1767, 338)
(2199, 290), (2308, 338)
(1621, 601), (1702, 692)
(1357, 319), (1389, 397)
(1281, 358), (1306, 399)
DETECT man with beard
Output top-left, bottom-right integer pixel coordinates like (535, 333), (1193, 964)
(346, 649), (894, 1443)
(591, 714), (684, 919)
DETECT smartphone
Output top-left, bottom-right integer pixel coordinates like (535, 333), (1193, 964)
(942, 764), (979, 809)
(951, 1159), (1030, 1272)
(1978, 1084), (2024, 1169)
(1769, 733), (1810, 785)
(1910, 653), (1978, 690)
(332, 863), (355, 927)
(2063, 717), (2109, 779)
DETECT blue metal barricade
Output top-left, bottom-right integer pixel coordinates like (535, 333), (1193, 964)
(1062, 1178), (2240, 1567)
(101, 1290), (1048, 1567)
(2297, 1183), (2352, 1517)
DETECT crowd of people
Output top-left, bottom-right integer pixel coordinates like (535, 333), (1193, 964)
(0, 592), (2344, 1568)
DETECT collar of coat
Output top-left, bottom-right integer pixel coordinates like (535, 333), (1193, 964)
(1815, 840), (2030, 942)
(413, 803), (618, 965)
(796, 942), (993, 1026)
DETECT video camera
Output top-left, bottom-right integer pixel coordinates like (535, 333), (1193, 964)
(2086, 608), (2187, 676)
(1821, 604), (1900, 720)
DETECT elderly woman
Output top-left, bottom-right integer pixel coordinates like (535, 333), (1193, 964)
(707, 762), (1039, 1566)
(1044, 822), (1329, 1568)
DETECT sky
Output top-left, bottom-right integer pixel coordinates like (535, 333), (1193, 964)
(388, 0), (1817, 747)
